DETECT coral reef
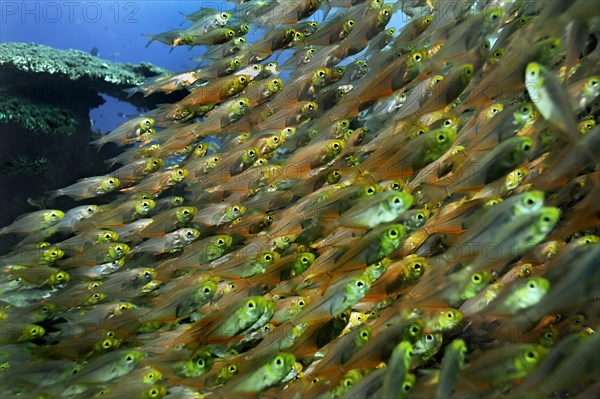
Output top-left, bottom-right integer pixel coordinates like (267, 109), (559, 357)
(0, 42), (177, 227)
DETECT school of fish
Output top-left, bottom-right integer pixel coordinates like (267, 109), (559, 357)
(1, 0), (599, 398)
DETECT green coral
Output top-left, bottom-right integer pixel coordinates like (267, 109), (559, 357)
(0, 156), (53, 176)
(0, 93), (78, 135)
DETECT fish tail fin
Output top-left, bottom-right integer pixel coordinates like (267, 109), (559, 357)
(46, 189), (62, 200)
(90, 136), (108, 152)
(417, 182), (449, 206)
(321, 1), (333, 20)
(143, 33), (155, 48)
(123, 86), (139, 98)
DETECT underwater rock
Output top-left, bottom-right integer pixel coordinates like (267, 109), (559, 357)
(0, 42), (181, 229)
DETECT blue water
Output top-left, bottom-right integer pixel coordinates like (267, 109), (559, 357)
(1, 1), (407, 132)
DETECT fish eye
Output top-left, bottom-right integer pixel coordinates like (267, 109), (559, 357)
(87, 207), (95, 213)
(348, 20), (354, 26)
(417, 212), (424, 220)
(525, 351), (538, 361)
(446, 311), (454, 319)
(444, 119), (451, 126)
(393, 197), (401, 204)
(544, 331), (554, 339)
(389, 229), (398, 237)
(125, 354), (134, 362)
(108, 179), (114, 184)
(239, 76), (247, 83)
(425, 334), (434, 341)
(229, 365), (237, 372)
(413, 53), (422, 61)
(472, 274), (481, 282)
(264, 253), (272, 261)
(383, 9), (390, 15)
(197, 358), (205, 367)
(186, 231), (193, 238)
(437, 133), (446, 142)
(56, 272), (65, 280)
(50, 250), (57, 256)
(522, 143), (531, 151)
(528, 282), (537, 289)
(247, 300), (256, 309)
(217, 238), (224, 245)
(318, 71), (326, 78)
(102, 339), (112, 348)
(298, 300), (305, 306)
(414, 263), (422, 271)
(494, 50), (502, 57)
(301, 256), (309, 263)
(183, 210), (190, 215)
(590, 79), (599, 87)
(355, 279), (365, 288)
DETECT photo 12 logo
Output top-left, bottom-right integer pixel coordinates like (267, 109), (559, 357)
(1, 1), (139, 24)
